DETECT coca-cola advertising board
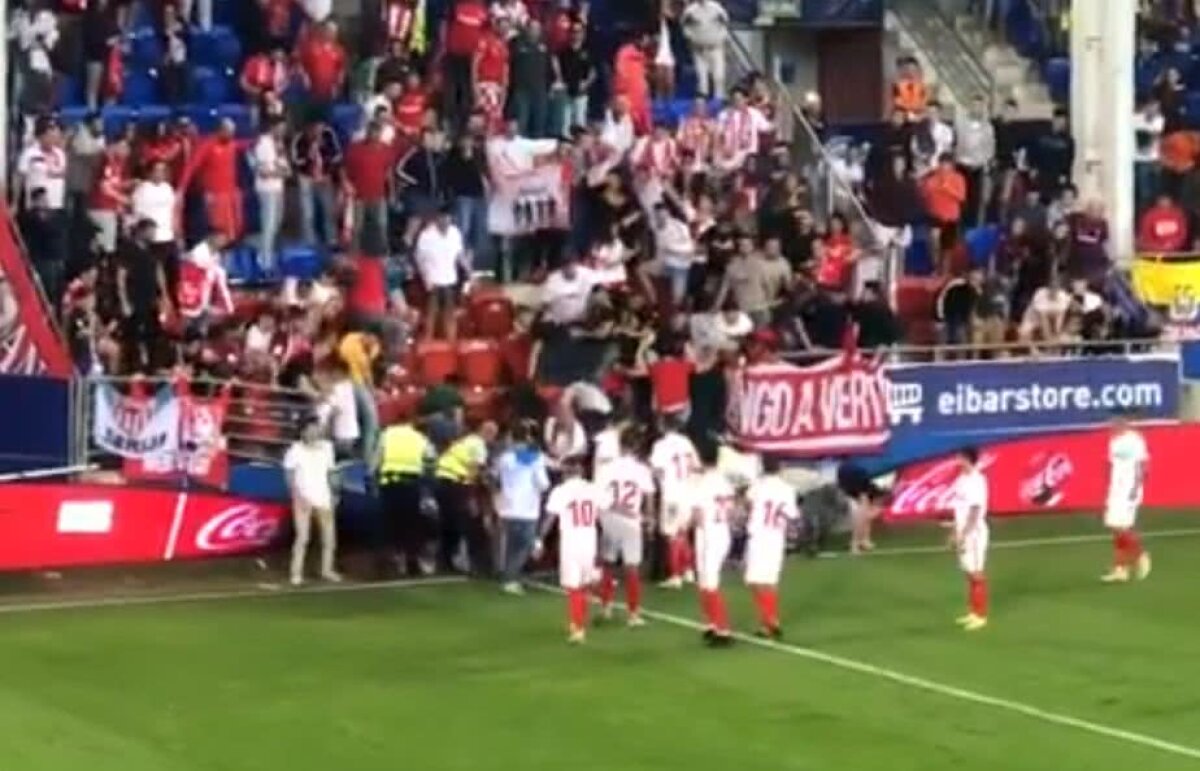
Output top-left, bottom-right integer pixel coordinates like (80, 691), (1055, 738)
(886, 424), (1200, 521)
(0, 482), (289, 571)
(727, 352), (892, 456)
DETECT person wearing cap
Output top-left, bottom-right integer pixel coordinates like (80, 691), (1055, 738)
(413, 206), (469, 341)
(283, 416), (341, 586)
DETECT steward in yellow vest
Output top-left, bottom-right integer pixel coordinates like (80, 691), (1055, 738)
(376, 421), (435, 576)
(434, 420), (499, 575)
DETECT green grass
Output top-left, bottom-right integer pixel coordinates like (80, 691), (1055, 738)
(3, 513), (1200, 770)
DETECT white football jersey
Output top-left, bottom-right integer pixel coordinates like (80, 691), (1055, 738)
(952, 468), (989, 534)
(650, 432), (700, 500)
(689, 470), (736, 536)
(596, 455), (656, 519)
(592, 427), (621, 479)
(745, 475), (800, 543)
(545, 477), (603, 553)
(1108, 429), (1148, 504)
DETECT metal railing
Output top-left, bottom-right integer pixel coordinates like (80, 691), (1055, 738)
(79, 375), (315, 477)
(779, 337), (1176, 364)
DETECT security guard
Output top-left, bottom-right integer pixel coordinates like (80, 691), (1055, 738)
(376, 418), (436, 576)
(435, 420), (499, 575)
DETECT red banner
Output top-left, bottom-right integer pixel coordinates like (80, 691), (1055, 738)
(0, 482), (289, 571)
(0, 202), (72, 376)
(886, 424), (1198, 521)
(726, 352), (891, 456)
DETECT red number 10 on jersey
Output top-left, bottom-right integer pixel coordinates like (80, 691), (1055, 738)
(568, 500), (596, 528)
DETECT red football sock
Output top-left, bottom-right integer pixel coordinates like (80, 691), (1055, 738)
(1112, 532), (1127, 567)
(668, 538), (686, 578)
(598, 567), (616, 605)
(758, 587), (779, 628)
(699, 589), (715, 627)
(568, 589), (588, 629)
(1125, 531), (1144, 561)
(969, 576), (989, 618)
(710, 590), (730, 632)
(681, 538), (695, 574)
(625, 568), (642, 614)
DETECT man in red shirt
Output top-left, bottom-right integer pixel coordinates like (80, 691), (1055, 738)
(87, 138), (131, 256)
(178, 118), (246, 242)
(441, 0), (490, 133)
(298, 20), (348, 107)
(392, 70), (428, 142)
(240, 47), (290, 110)
(472, 19), (511, 135)
(1137, 193), (1190, 253)
(614, 32), (653, 136)
(344, 121), (400, 256)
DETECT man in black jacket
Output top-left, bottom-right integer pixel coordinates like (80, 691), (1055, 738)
(19, 188), (69, 306)
(1029, 109), (1076, 199)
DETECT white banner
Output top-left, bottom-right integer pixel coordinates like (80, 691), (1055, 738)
(487, 161), (572, 236)
(92, 382), (181, 459)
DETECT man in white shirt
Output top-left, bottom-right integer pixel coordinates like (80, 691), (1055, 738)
(131, 160), (177, 247)
(1133, 99), (1165, 212)
(600, 96), (636, 157)
(681, 0), (729, 98)
(283, 416), (341, 586)
(541, 254), (597, 326)
(594, 428), (656, 625)
(955, 94), (996, 228)
(650, 417), (700, 589)
(951, 447), (989, 631)
(651, 203), (696, 306)
(15, 120), (67, 214)
(414, 208), (470, 341)
(318, 362), (361, 457)
(1019, 272), (1073, 347)
(535, 454), (603, 643)
(252, 118), (290, 272)
(494, 422), (552, 594)
(743, 456), (799, 639)
(486, 119), (560, 176)
(1101, 414), (1152, 583)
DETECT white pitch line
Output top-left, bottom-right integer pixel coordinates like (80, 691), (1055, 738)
(861, 527), (1200, 558)
(531, 582), (1200, 762)
(0, 575), (467, 616)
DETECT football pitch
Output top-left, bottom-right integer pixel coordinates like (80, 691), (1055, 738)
(3, 514), (1200, 770)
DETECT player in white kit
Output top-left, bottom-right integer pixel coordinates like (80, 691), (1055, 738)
(689, 440), (736, 647)
(650, 417), (700, 589)
(536, 457), (603, 644)
(950, 447), (990, 632)
(595, 428), (657, 626)
(1101, 415), (1151, 583)
(743, 457), (800, 640)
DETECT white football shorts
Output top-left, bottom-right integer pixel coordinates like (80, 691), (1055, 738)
(957, 528), (989, 575)
(600, 512), (644, 566)
(559, 546), (597, 590)
(694, 528), (731, 591)
(1103, 500), (1139, 530)
(743, 536), (786, 586)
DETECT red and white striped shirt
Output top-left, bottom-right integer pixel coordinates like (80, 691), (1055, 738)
(634, 135), (679, 179)
(677, 116), (714, 166)
(716, 105), (771, 159)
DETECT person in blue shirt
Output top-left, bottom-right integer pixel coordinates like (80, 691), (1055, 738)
(492, 421), (552, 594)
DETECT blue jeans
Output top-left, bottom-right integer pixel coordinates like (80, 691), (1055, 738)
(299, 176), (338, 246)
(257, 189), (284, 272)
(352, 381), (380, 466)
(511, 88), (549, 139)
(664, 263), (690, 305)
(454, 195), (492, 275)
(501, 519), (538, 583)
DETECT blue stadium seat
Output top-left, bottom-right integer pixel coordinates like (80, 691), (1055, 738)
(190, 25), (242, 69)
(217, 103), (254, 137)
(330, 102), (364, 140)
(56, 76), (85, 108)
(134, 104), (173, 127)
(279, 245), (324, 281)
(1185, 91), (1200, 129)
(1043, 58), (1071, 104)
(182, 103), (221, 133)
(213, 0), (238, 26)
(127, 30), (164, 69)
(189, 66), (234, 106)
(120, 68), (161, 106)
(58, 106), (92, 129)
(964, 225), (1000, 269)
(226, 245), (258, 285)
(905, 228), (934, 276)
(101, 105), (137, 138)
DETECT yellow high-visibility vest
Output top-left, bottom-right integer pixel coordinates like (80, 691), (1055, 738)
(437, 435), (486, 483)
(379, 424), (430, 478)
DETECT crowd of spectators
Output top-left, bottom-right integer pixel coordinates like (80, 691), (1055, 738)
(5, 0), (920, 464)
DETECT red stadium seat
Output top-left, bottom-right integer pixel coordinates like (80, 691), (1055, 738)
(537, 384), (564, 410)
(469, 289), (515, 339)
(454, 306), (477, 338)
(460, 385), (501, 423)
(458, 339), (502, 388)
(500, 333), (533, 384)
(416, 340), (458, 385)
(894, 277), (943, 321)
(377, 385), (426, 425)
